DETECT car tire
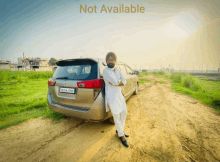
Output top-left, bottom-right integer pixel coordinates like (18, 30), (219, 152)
(108, 117), (115, 124)
(133, 82), (139, 95)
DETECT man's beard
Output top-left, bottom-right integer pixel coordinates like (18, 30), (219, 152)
(107, 63), (115, 68)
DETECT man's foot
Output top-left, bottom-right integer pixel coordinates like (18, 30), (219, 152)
(119, 136), (129, 147)
(116, 130), (129, 137)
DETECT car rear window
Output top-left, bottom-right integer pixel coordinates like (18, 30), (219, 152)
(52, 60), (98, 80)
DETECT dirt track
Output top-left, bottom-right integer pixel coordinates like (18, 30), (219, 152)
(1, 75), (220, 162)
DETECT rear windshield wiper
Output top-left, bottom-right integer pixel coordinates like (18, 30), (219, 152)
(55, 77), (69, 79)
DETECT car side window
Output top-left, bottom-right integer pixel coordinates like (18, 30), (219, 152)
(125, 65), (133, 75)
(119, 64), (127, 75)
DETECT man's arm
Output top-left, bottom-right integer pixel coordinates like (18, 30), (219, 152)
(114, 70), (126, 86)
(119, 70), (126, 86)
(103, 69), (119, 86)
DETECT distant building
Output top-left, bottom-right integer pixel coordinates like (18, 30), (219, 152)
(0, 60), (11, 70)
(10, 63), (18, 71)
(17, 57), (52, 71)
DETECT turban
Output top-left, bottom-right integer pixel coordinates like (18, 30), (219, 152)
(106, 52), (117, 63)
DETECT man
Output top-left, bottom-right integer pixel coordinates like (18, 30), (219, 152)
(103, 52), (129, 147)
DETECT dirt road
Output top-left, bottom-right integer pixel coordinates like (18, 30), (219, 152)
(1, 75), (220, 162)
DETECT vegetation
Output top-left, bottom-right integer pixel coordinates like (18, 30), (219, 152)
(138, 71), (220, 112)
(152, 71), (169, 79)
(0, 70), (66, 129)
(139, 72), (151, 77)
(1, 70), (219, 129)
(158, 81), (166, 84)
(169, 72), (220, 111)
(49, 57), (58, 66)
(139, 78), (151, 84)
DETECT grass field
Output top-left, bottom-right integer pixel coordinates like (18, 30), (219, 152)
(0, 70), (66, 129)
(139, 71), (220, 112)
(169, 72), (220, 112)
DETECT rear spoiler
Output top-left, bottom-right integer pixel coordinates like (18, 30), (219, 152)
(57, 59), (97, 66)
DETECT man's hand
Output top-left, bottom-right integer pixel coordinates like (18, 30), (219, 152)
(108, 79), (124, 86)
(118, 82), (124, 86)
(118, 79), (124, 86)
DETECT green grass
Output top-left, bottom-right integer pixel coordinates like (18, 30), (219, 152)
(152, 71), (169, 79)
(0, 70), (66, 129)
(139, 72), (151, 77)
(158, 81), (166, 84)
(139, 78), (151, 84)
(149, 72), (220, 112)
(169, 73), (220, 112)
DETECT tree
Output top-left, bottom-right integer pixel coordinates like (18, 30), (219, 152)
(49, 57), (57, 66)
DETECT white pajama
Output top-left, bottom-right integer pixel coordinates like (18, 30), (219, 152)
(112, 109), (127, 137)
(103, 66), (127, 137)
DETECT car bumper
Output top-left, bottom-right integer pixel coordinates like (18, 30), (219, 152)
(47, 92), (107, 121)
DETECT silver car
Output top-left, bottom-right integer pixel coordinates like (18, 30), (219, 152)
(47, 58), (139, 123)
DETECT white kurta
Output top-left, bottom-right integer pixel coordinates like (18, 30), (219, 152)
(103, 66), (127, 114)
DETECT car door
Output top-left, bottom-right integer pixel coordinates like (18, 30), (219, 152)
(118, 64), (131, 98)
(125, 65), (136, 92)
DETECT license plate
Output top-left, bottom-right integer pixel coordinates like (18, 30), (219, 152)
(60, 88), (75, 94)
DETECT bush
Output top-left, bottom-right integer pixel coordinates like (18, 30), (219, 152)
(182, 74), (193, 88)
(170, 73), (182, 83)
(170, 73), (202, 92)
(191, 82), (201, 92)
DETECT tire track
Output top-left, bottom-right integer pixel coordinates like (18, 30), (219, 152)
(17, 120), (85, 162)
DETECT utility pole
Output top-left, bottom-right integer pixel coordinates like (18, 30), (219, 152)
(172, 61), (173, 73)
(169, 64), (171, 73)
(206, 64), (208, 73)
(202, 64), (203, 74)
(180, 63), (182, 73)
(193, 62), (195, 73)
(214, 64), (216, 73)
(207, 63), (209, 74)
(218, 58), (220, 75)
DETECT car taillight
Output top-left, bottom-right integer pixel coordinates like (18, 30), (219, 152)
(77, 79), (104, 88)
(93, 79), (104, 88)
(48, 78), (56, 86)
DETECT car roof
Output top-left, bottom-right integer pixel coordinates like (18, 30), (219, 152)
(59, 57), (126, 65)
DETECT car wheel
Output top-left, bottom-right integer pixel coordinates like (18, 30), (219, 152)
(108, 117), (115, 124)
(133, 82), (139, 95)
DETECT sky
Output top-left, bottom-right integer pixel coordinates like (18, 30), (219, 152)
(1, 0), (220, 70)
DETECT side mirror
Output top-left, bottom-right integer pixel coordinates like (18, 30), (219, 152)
(133, 71), (139, 75)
